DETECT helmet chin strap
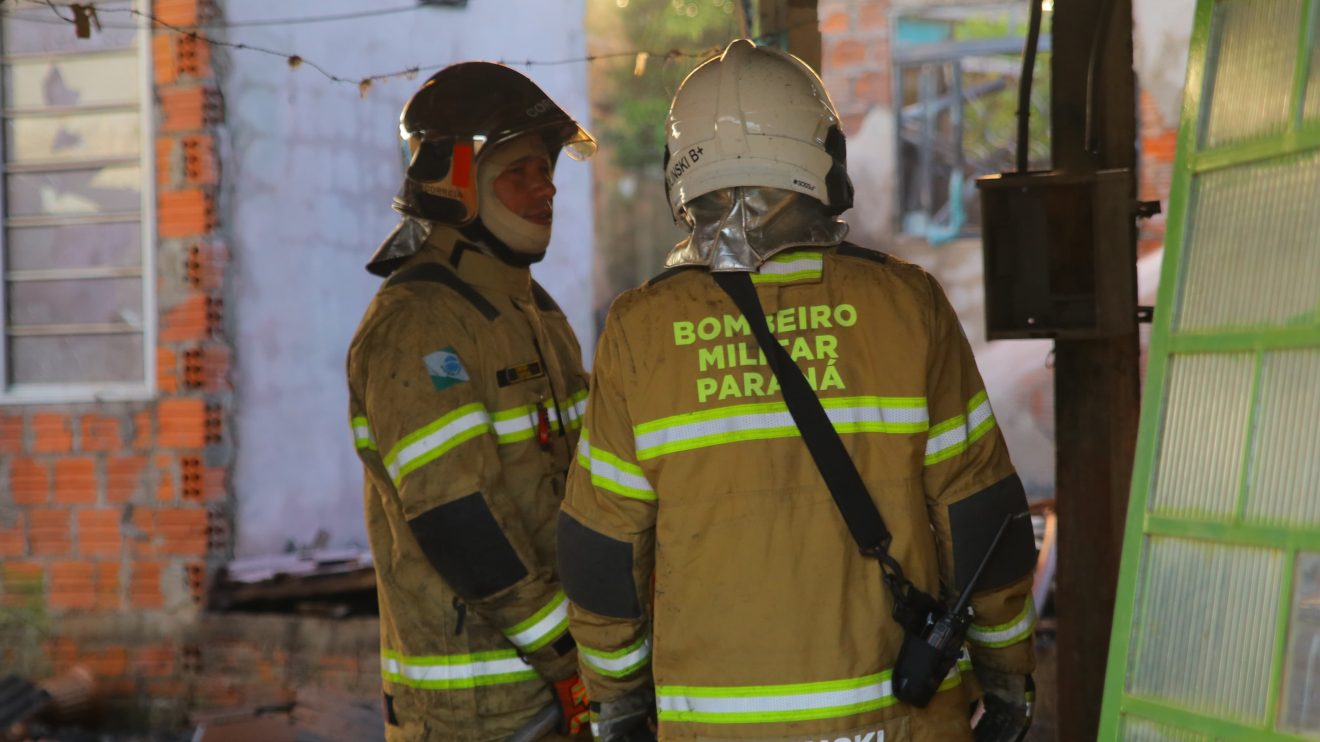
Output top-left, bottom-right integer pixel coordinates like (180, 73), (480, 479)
(459, 219), (544, 267)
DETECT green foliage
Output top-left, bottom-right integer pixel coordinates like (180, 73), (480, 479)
(590, 0), (739, 172)
(0, 597), (52, 676)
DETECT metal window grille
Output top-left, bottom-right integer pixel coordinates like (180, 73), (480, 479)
(0, 0), (155, 403)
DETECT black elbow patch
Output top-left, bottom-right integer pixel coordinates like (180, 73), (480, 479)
(949, 474), (1037, 593)
(557, 512), (640, 619)
(408, 492), (528, 599)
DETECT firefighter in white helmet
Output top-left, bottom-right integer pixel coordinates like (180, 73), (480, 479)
(347, 63), (596, 740)
(559, 40), (1038, 741)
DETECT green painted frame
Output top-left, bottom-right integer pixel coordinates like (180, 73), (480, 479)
(1098, 0), (1320, 739)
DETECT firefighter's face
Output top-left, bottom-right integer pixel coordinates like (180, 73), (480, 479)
(492, 155), (556, 226)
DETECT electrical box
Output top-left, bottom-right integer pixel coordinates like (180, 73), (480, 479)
(976, 169), (1134, 340)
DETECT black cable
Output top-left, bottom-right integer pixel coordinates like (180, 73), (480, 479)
(1017, 0), (1045, 173)
(1084, 0), (1116, 155)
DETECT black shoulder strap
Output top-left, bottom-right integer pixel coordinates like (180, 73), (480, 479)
(837, 242), (890, 263)
(387, 262), (500, 321)
(712, 271), (890, 554)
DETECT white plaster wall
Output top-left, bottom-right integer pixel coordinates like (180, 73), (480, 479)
(1134, 0), (1197, 126)
(221, 0), (594, 555)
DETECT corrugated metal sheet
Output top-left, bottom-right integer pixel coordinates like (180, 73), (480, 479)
(1129, 538), (1282, 724)
(1202, 0), (1304, 147)
(1306, 12), (1320, 122)
(1150, 354), (1254, 517)
(1247, 351), (1320, 525)
(1176, 150), (1320, 331)
(1121, 716), (1211, 742)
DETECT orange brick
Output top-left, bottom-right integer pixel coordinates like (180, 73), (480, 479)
(157, 508), (207, 556)
(160, 293), (209, 342)
(153, 34), (177, 86)
(183, 135), (218, 185)
(81, 646), (128, 677)
(176, 33), (212, 79)
(158, 346), (180, 394)
(156, 136), (176, 187)
(0, 414), (23, 453)
(0, 513), (26, 557)
(202, 466), (226, 502)
(80, 414), (122, 452)
(95, 562), (121, 610)
(1144, 130), (1179, 163)
(132, 410), (154, 450)
(29, 508), (71, 556)
(2, 562), (45, 605)
(155, 0), (201, 26)
(158, 188), (215, 238)
(134, 644), (178, 677)
(159, 87), (216, 134)
(49, 560), (96, 610)
(45, 637), (79, 670)
(78, 509), (122, 556)
(827, 39), (867, 71)
(859, 3), (887, 29)
(130, 561), (164, 609)
(107, 456), (148, 503)
(157, 455), (176, 502)
(32, 413), (73, 453)
(54, 457), (97, 505)
(821, 10), (850, 33)
(10, 459), (51, 505)
(158, 398), (207, 449)
(854, 71), (889, 106)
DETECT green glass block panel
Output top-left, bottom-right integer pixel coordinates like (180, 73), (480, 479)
(1121, 716), (1210, 742)
(1247, 351), (1320, 525)
(1279, 552), (1320, 735)
(1150, 354), (1254, 517)
(1129, 538), (1282, 723)
(1176, 150), (1320, 331)
(1305, 7), (1320, 123)
(1201, 0), (1304, 148)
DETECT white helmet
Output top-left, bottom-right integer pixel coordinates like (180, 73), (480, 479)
(664, 39), (853, 223)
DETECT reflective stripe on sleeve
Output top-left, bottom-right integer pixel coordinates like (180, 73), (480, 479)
(633, 396), (928, 461)
(751, 251), (824, 284)
(351, 416), (376, 451)
(924, 391), (997, 466)
(580, 637), (651, 679)
(968, 596), (1037, 649)
(502, 591), (570, 653)
(381, 648), (539, 690)
(577, 431), (657, 501)
(384, 403), (491, 485)
(561, 387), (589, 430)
(656, 658), (966, 725)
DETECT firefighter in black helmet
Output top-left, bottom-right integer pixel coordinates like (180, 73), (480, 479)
(347, 63), (595, 740)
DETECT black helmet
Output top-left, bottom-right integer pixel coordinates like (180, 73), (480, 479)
(393, 62), (595, 224)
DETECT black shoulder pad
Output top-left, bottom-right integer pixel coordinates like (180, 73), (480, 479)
(647, 266), (694, 287)
(837, 243), (890, 264)
(408, 492), (528, 599)
(387, 263), (500, 321)
(557, 512), (641, 619)
(948, 474), (1038, 594)
(531, 281), (564, 314)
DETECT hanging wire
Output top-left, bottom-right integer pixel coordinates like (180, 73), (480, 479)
(6, 0), (812, 93)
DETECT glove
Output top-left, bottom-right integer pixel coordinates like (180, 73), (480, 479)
(593, 688), (657, 742)
(973, 670), (1034, 742)
(552, 674), (590, 735)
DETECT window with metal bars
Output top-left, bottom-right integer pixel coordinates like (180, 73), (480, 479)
(0, 1), (154, 402)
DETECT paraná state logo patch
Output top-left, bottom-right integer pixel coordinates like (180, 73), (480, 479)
(423, 347), (470, 391)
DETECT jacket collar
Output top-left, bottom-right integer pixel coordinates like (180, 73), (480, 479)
(410, 225), (534, 298)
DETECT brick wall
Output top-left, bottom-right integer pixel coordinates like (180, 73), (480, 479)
(0, 0), (236, 726)
(1138, 89), (1176, 257)
(819, 0), (892, 135)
